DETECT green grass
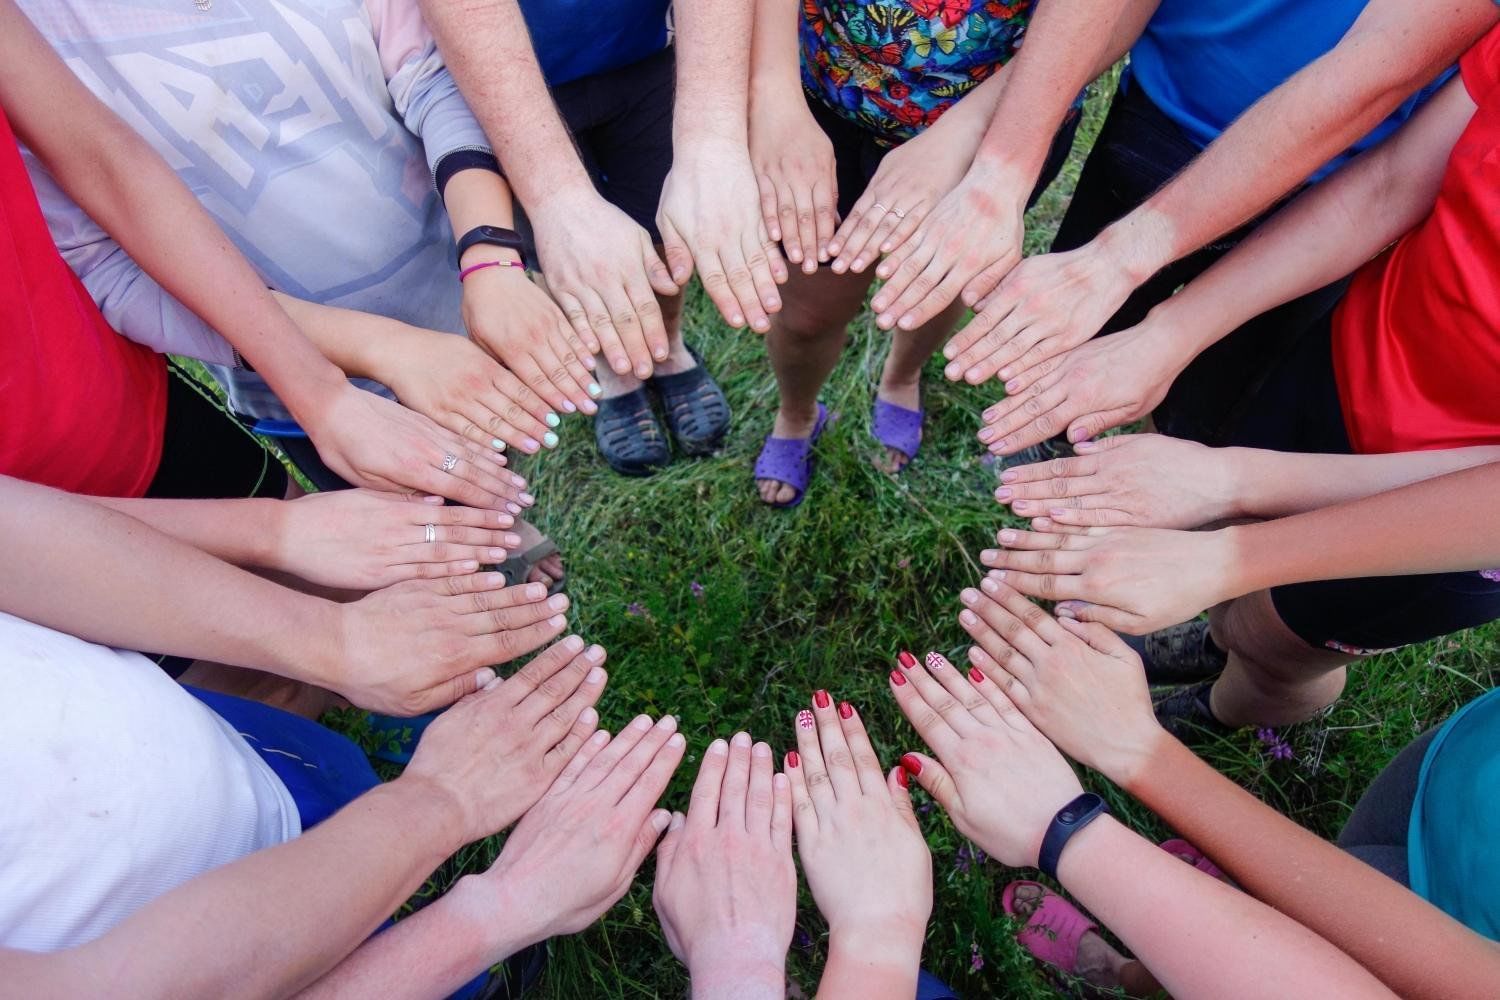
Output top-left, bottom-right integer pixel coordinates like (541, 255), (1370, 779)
(358, 72), (1500, 997)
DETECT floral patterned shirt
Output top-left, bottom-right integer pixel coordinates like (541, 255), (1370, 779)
(800, 0), (1035, 144)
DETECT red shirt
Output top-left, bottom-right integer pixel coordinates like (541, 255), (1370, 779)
(0, 106), (165, 496)
(1331, 28), (1500, 454)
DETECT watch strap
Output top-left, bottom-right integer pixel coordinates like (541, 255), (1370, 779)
(1038, 792), (1108, 880)
(455, 225), (526, 268)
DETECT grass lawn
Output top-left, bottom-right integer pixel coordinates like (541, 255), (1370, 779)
(349, 73), (1500, 997)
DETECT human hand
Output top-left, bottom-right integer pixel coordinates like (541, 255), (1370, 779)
(658, 136), (788, 333)
(869, 159), (1029, 332)
(889, 648), (1083, 868)
(529, 188), (680, 379)
(994, 433), (1241, 529)
(749, 96), (837, 275)
(790, 693), (931, 976)
(942, 239), (1139, 390)
(979, 524), (1239, 633)
(477, 713), (686, 942)
(958, 579), (1168, 787)
(654, 733), (794, 995)
(977, 324), (1185, 457)
(461, 263), (600, 418)
(330, 573), (570, 715)
(304, 384), (531, 513)
(272, 489), (521, 590)
(827, 103), (980, 276)
(402, 634), (608, 846)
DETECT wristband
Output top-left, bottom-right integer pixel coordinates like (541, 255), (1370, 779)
(1038, 792), (1108, 880)
(458, 259), (525, 282)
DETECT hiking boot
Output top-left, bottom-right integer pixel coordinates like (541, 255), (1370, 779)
(1152, 680), (1235, 740)
(1124, 619), (1228, 686)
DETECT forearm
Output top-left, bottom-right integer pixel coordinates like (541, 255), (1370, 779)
(676, 0), (753, 143)
(750, 0), (802, 104)
(1120, 738), (1500, 1000)
(419, 0), (593, 204)
(0, 476), (332, 684)
(1059, 816), (1395, 998)
(813, 925), (921, 1000)
(688, 955), (785, 1000)
(1221, 462), (1500, 596)
(271, 292), (424, 384)
(92, 497), (283, 570)
(1228, 446), (1500, 519)
(5, 779), (462, 1000)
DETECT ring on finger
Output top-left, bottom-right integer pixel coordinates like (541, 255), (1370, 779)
(424, 524), (437, 544)
(441, 453), (459, 473)
(872, 202), (889, 214)
(890, 206), (906, 219)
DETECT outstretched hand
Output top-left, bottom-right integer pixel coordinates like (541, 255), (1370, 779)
(750, 98), (838, 274)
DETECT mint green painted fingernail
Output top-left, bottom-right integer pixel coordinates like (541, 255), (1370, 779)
(545, 412), (561, 428)
(588, 382), (602, 397)
(543, 431), (559, 448)
(490, 438), (505, 450)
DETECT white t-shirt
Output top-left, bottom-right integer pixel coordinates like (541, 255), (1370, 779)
(0, 612), (300, 952)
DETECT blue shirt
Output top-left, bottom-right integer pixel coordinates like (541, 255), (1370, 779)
(519, 0), (671, 87)
(1126, 0), (1452, 179)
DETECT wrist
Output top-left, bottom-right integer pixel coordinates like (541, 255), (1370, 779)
(438, 872), (543, 969)
(828, 915), (927, 968)
(686, 944), (786, 999)
(1053, 813), (1128, 890)
(1212, 523), (1264, 603)
(1096, 208), (1174, 287)
(1104, 723), (1175, 793)
(959, 156), (1031, 215)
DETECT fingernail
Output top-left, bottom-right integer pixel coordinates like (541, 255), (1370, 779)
(969, 666), (986, 684)
(1013, 500), (1030, 512)
(491, 438), (506, 450)
(995, 487), (1012, 500)
(588, 382), (603, 397)
(980, 547), (1000, 562)
(460, 559), (479, 570)
(786, 750), (800, 769)
(522, 438), (541, 451)
(708, 737), (728, 754)
(732, 730), (751, 746)
(890, 669), (907, 687)
(960, 589), (980, 605)
(959, 609), (979, 627)
(999, 529), (1017, 544)
(545, 413), (561, 428)
(981, 576), (1000, 594)
(475, 667), (496, 687)
(896, 766), (909, 789)
(925, 652), (948, 671)
(487, 547), (506, 560)
(657, 715), (678, 731)
(1000, 469), (1019, 483)
(548, 614), (567, 628)
(1051, 508), (1069, 518)
(506, 502), (521, 515)
(1005, 379), (1022, 393)
(591, 730), (610, 745)
(503, 534), (521, 547)
(814, 689), (831, 709)
(519, 492), (535, 505)
(543, 432), (559, 448)
(730, 314), (744, 326)
(838, 701), (853, 719)
(651, 810), (672, 832)
(526, 583), (547, 600)
(562, 400), (577, 414)
(898, 650), (918, 669)
(562, 634), (585, 652)
(667, 733), (685, 747)
(796, 709), (815, 730)
(900, 753), (923, 777)
(586, 644), (606, 661)
(585, 666), (605, 684)
(580, 705), (599, 724)
(1070, 428), (1088, 443)
(1056, 605), (1078, 619)
(548, 593), (569, 611)
(753, 742), (771, 758)
(1074, 439), (1096, 452)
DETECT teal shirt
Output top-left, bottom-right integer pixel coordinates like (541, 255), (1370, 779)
(1408, 687), (1500, 938)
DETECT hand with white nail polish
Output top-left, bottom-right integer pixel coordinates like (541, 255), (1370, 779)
(789, 695), (931, 1000)
(403, 634), (609, 845)
(330, 574), (571, 716)
(653, 733), (795, 998)
(889, 651), (1082, 869)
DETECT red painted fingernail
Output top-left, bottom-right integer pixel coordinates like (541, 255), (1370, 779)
(838, 701), (853, 719)
(900, 753), (923, 777)
(896, 767), (909, 789)
(814, 690), (831, 709)
(898, 650), (918, 669)
(890, 670), (908, 687)
(786, 750), (800, 769)
(969, 666), (986, 684)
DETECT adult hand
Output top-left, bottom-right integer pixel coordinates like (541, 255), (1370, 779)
(889, 648), (1083, 868)
(979, 525), (1238, 634)
(827, 102), (980, 276)
(303, 383), (532, 513)
(654, 733), (795, 995)
(958, 580), (1168, 787)
(530, 187), (679, 379)
(402, 635), (608, 845)
(478, 713), (686, 941)
(977, 324), (1185, 457)
(658, 136), (788, 333)
(461, 265), (600, 417)
(943, 239), (1139, 389)
(994, 433), (1241, 529)
(790, 693), (931, 976)
(869, 159), (1029, 332)
(749, 96), (837, 275)
(330, 573), (570, 715)
(273, 489), (521, 590)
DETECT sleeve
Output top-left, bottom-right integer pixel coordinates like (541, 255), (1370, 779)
(20, 151), (238, 367)
(1459, 22), (1500, 105)
(364, 0), (495, 182)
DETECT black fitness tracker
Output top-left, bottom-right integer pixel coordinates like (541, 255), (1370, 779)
(455, 224), (526, 267)
(1038, 792), (1109, 880)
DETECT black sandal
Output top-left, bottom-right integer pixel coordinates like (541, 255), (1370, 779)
(594, 386), (671, 476)
(651, 347), (731, 456)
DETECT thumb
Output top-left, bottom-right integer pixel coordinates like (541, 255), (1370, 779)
(1056, 600), (1141, 635)
(653, 811), (686, 887)
(640, 234), (681, 297)
(1072, 432), (1131, 454)
(407, 665), (497, 716)
(887, 766), (921, 833)
(1056, 615), (1137, 660)
(629, 808), (674, 877)
(900, 752), (959, 817)
(1067, 404), (1139, 445)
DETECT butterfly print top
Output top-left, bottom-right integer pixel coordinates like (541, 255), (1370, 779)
(801, 0), (1034, 144)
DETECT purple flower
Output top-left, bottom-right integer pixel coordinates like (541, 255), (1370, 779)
(792, 927), (813, 953)
(896, 557), (911, 570)
(954, 842), (988, 875)
(625, 602), (646, 618)
(969, 941), (985, 973)
(1481, 568), (1500, 583)
(690, 580), (705, 599)
(1269, 741), (1295, 761)
(1255, 727), (1278, 745)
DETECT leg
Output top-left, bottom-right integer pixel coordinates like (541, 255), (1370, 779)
(757, 266), (874, 505)
(874, 299), (966, 472)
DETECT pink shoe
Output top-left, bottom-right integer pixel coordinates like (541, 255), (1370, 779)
(1002, 880), (1098, 974)
(1160, 837), (1227, 881)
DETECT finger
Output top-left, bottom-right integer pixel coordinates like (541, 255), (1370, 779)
(623, 809), (676, 889)
(519, 639), (607, 728)
(578, 286), (632, 376)
(959, 256), (1013, 311)
(829, 193), (880, 272)
(623, 273), (670, 367)
(429, 501), (518, 532)
(978, 565), (1089, 604)
(886, 766), (920, 834)
(409, 522), (521, 552)
(997, 338), (1068, 391)
(535, 338), (596, 417)
(921, 650), (1002, 726)
(871, 240), (936, 325)
(958, 581), (1057, 661)
(748, 741), (775, 833)
(1068, 404), (1143, 447)
(696, 251), (752, 330)
(792, 706), (835, 817)
(986, 574), (1072, 645)
(812, 176), (837, 262)
(1054, 600), (1147, 634)
(898, 751), (959, 819)
(898, 646), (983, 737)
(602, 284), (657, 380)
(1056, 615), (1138, 660)
(554, 306), (599, 383)
(657, 215), (694, 288)
(893, 266), (967, 333)
(603, 715), (680, 804)
(774, 180), (803, 267)
(543, 698), (603, 773)
(995, 454), (1099, 491)
(785, 745), (817, 839)
(1045, 506), (1136, 528)
(398, 558), (488, 582)
(405, 661), (499, 715)
(617, 722), (687, 813)
(982, 367), (1064, 424)
(459, 589), (568, 636)
(879, 205), (925, 257)
(553, 289), (602, 358)
(835, 701), (885, 795)
(771, 771), (793, 852)
(509, 348), (574, 418)
(977, 383), (1070, 452)
(757, 172), (783, 243)
(942, 310), (1002, 370)
(743, 235), (784, 323)
(641, 237), (681, 298)
(1027, 516), (1098, 536)
(473, 611), (569, 665)
(550, 727), (612, 793)
(810, 690), (859, 800)
(990, 526), (1094, 552)
(687, 737), (730, 830)
(793, 187), (819, 275)
(654, 810), (686, 885)
(719, 730), (753, 829)
(963, 643), (1033, 718)
(439, 570), (531, 599)
(888, 652), (962, 756)
(582, 713), (654, 790)
(483, 367), (557, 446)
(857, 209), (906, 274)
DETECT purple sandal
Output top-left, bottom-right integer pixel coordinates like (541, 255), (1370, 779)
(753, 403), (830, 509)
(872, 397), (923, 468)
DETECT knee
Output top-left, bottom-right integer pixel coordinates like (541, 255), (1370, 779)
(1210, 591), (1352, 689)
(772, 305), (843, 343)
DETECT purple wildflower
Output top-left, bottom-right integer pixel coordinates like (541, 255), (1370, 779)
(690, 580), (705, 599)
(792, 927), (813, 953)
(625, 602), (646, 618)
(954, 842), (988, 875)
(1255, 727), (1278, 745)
(969, 941), (985, 973)
(1482, 568), (1500, 583)
(1269, 741), (1295, 762)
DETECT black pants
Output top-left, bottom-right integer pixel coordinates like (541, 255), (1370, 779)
(1337, 728), (1436, 886)
(147, 364), (287, 500)
(1052, 83), (1348, 446)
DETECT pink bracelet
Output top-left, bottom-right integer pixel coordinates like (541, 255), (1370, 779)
(458, 259), (525, 282)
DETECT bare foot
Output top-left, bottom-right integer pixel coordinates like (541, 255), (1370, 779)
(873, 372), (921, 474)
(756, 404), (821, 506)
(512, 518), (564, 590)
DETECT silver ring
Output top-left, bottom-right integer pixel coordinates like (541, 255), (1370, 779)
(424, 524), (437, 544)
(441, 453), (459, 472)
(872, 202), (889, 214)
(890, 206), (906, 219)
